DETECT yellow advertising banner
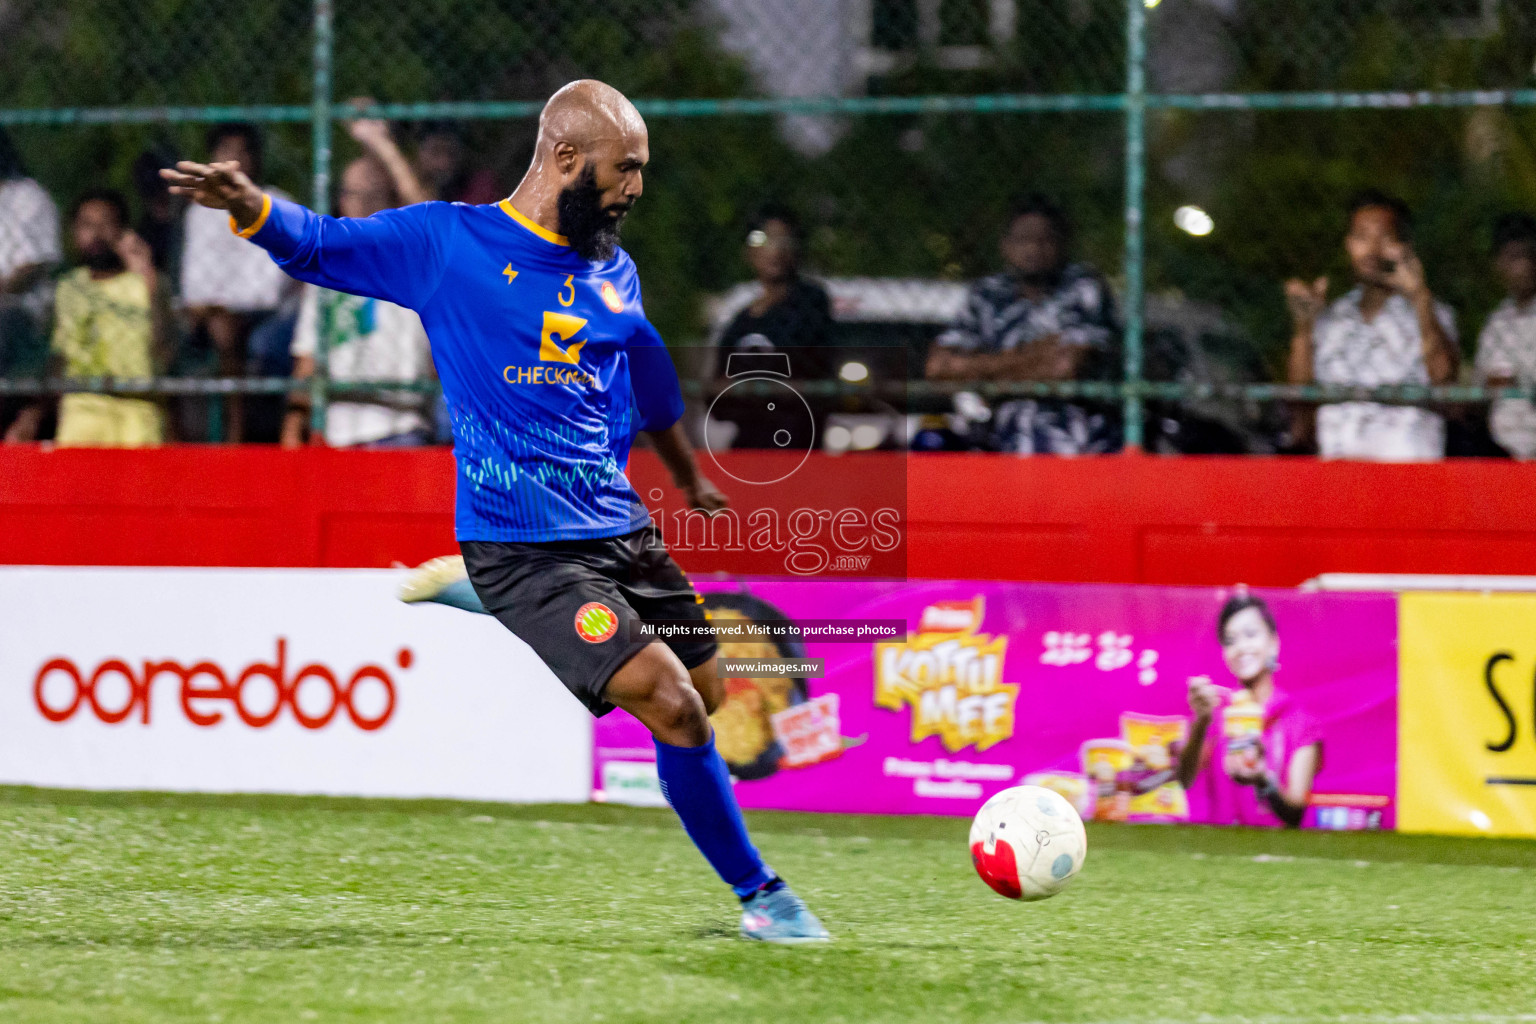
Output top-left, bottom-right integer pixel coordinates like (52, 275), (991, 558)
(1399, 592), (1536, 836)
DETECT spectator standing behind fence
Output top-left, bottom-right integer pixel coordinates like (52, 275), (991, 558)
(705, 207), (832, 449)
(1475, 213), (1536, 460)
(414, 122), (502, 205)
(7, 191), (169, 447)
(926, 194), (1119, 455)
(281, 114), (433, 449)
(0, 128), (61, 394)
(131, 147), (183, 275)
(1285, 191), (1459, 462)
(180, 123), (291, 442)
(717, 207), (832, 358)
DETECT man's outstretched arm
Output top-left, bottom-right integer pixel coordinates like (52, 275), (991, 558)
(161, 160), (450, 310)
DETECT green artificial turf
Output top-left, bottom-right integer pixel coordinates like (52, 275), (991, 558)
(0, 786), (1533, 1023)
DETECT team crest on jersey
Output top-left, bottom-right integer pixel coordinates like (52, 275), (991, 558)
(575, 602), (619, 643)
(600, 281), (624, 313)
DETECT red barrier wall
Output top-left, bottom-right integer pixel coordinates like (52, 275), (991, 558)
(3, 446), (1536, 585)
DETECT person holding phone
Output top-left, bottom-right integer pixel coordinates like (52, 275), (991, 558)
(1176, 594), (1324, 828)
(1285, 190), (1459, 461)
(12, 190), (172, 447)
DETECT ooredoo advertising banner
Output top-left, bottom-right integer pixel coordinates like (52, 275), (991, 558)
(0, 568), (591, 802)
(594, 581), (1399, 830)
(1398, 592), (1536, 837)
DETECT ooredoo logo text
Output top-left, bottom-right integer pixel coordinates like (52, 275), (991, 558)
(33, 638), (407, 731)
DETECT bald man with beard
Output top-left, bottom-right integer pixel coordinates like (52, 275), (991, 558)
(162, 81), (829, 944)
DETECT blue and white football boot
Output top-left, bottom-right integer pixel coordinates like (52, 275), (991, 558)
(739, 882), (831, 944)
(398, 555), (486, 614)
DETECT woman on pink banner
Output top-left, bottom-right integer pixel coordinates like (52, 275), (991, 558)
(1175, 593), (1323, 828)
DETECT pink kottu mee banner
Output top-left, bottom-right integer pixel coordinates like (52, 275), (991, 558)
(592, 581), (1397, 830)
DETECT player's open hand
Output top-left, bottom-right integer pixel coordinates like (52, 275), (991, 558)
(1283, 276), (1328, 331)
(114, 230), (155, 282)
(682, 477), (729, 515)
(160, 160), (265, 230)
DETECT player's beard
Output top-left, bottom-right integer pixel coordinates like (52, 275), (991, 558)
(558, 165), (631, 262)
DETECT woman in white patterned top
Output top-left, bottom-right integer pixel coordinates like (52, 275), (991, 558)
(1285, 191), (1459, 462)
(1475, 213), (1536, 459)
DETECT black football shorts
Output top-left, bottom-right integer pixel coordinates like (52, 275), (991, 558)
(461, 523), (717, 717)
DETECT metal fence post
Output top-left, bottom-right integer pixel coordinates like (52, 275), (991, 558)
(1122, 0), (1148, 452)
(308, 0), (334, 441)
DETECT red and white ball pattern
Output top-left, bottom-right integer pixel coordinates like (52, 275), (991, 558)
(969, 784), (1087, 901)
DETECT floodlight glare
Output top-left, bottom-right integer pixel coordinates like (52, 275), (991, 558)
(838, 360), (870, 383)
(1174, 205), (1215, 237)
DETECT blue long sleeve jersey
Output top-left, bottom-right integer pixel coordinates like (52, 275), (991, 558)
(244, 195), (684, 541)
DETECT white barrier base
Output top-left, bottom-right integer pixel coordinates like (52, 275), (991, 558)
(1304, 572), (1536, 592)
(0, 568), (592, 804)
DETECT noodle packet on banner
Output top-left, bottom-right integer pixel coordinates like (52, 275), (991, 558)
(770, 694), (843, 769)
(1222, 696), (1265, 778)
(1080, 739), (1133, 822)
(1119, 712), (1190, 821)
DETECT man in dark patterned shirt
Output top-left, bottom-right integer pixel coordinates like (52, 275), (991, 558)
(927, 194), (1119, 454)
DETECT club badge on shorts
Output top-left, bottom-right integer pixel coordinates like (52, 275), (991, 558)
(575, 601), (619, 643)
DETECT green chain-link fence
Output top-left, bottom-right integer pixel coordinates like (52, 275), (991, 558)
(2, 0), (1535, 452)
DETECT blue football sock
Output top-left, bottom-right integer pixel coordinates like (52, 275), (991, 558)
(432, 578), (489, 614)
(654, 735), (774, 898)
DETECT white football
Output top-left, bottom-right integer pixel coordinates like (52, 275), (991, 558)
(969, 784), (1087, 901)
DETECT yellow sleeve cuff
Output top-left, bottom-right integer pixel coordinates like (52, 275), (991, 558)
(230, 193), (273, 239)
